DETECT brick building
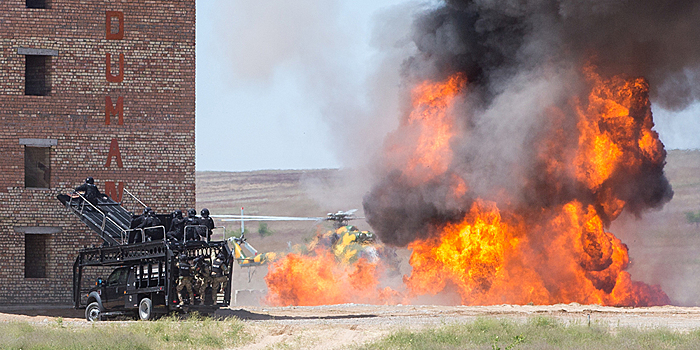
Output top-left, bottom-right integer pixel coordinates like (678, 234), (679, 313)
(0, 0), (195, 304)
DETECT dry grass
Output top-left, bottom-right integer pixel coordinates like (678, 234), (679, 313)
(0, 314), (250, 350)
(359, 317), (700, 350)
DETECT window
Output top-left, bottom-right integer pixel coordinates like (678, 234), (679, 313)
(25, 147), (50, 188)
(26, 0), (49, 9)
(25, 234), (49, 278)
(25, 55), (51, 96)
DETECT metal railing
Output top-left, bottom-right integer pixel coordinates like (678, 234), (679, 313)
(122, 187), (150, 217)
(67, 192), (165, 245)
(123, 225), (167, 244)
(68, 192), (129, 245)
(183, 225), (211, 243)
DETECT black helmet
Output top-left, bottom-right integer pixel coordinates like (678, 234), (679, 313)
(187, 208), (196, 217)
(143, 207), (152, 215)
(86, 177), (94, 184)
(173, 209), (183, 218)
(147, 207), (155, 216)
(179, 253), (187, 261)
(201, 208), (210, 218)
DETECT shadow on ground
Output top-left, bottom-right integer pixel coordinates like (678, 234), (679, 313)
(0, 306), (84, 319)
(0, 306), (378, 322)
(215, 308), (378, 321)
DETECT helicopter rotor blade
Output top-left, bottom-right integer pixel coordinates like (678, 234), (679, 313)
(215, 214), (324, 222)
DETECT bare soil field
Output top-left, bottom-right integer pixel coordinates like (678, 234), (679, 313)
(3, 304), (700, 349)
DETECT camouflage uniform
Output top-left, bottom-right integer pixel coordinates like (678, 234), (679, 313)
(199, 255), (229, 304)
(176, 256), (193, 305)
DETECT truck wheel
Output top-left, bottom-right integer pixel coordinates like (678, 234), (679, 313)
(138, 297), (153, 321)
(86, 302), (102, 322)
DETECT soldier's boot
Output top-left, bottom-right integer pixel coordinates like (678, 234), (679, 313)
(178, 293), (186, 306)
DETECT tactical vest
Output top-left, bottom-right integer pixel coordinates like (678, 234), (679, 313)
(179, 261), (191, 277)
(211, 258), (224, 277)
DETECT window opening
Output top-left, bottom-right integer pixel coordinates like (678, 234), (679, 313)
(25, 234), (49, 278)
(24, 147), (50, 188)
(25, 55), (51, 96)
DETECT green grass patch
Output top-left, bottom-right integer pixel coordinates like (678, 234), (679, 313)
(358, 317), (700, 350)
(0, 313), (251, 350)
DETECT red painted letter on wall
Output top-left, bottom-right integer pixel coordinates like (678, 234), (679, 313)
(105, 181), (125, 202)
(106, 53), (124, 83)
(105, 96), (124, 125)
(105, 11), (124, 40)
(105, 138), (124, 168)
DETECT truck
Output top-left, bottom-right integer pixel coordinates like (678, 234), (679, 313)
(59, 188), (234, 321)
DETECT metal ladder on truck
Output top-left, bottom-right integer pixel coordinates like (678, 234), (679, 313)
(58, 188), (160, 246)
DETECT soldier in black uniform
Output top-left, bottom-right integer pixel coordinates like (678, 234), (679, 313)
(166, 209), (185, 242)
(184, 208), (201, 241)
(207, 251), (229, 305)
(74, 177), (107, 210)
(129, 207), (152, 243)
(139, 209), (163, 241)
(176, 254), (194, 306)
(199, 208), (215, 242)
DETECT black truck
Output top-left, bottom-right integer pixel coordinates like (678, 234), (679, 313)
(74, 240), (233, 321)
(60, 188), (234, 321)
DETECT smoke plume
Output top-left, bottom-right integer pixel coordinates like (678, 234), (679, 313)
(363, 0), (700, 247)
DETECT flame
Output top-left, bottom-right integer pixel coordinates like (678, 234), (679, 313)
(386, 74), (466, 184)
(401, 68), (669, 306)
(264, 252), (401, 306)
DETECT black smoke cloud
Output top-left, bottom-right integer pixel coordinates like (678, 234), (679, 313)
(363, 0), (693, 247)
(405, 0), (700, 109)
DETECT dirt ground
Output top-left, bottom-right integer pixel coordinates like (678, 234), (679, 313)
(3, 304), (700, 349)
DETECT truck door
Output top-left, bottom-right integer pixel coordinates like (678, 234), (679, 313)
(104, 267), (128, 309)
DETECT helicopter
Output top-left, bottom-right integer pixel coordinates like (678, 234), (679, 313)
(213, 209), (398, 269)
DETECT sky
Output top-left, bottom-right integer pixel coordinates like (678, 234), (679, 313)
(195, 0), (700, 172)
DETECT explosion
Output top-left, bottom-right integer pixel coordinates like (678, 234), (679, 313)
(265, 0), (700, 307)
(363, 66), (672, 306)
(265, 251), (401, 306)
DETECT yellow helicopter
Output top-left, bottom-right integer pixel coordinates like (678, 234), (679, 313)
(214, 209), (397, 270)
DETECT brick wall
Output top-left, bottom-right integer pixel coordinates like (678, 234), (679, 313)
(0, 0), (195, 304)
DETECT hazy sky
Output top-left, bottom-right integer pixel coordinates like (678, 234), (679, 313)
(195, 0), (700, 172)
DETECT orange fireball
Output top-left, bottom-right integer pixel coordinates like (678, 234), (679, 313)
(400, 68), (670, 306)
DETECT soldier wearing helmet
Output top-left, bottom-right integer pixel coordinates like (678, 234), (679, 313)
(199, 251), (229, 305)
(74, 177), (107, 211)
(184, 208), (201, 241)
(129, 207), (151, 243)
(199, 208), (215, 242)
(139, 208), (163, 241)
(167, 209), (185, 242)
(175, 253), (194, 306)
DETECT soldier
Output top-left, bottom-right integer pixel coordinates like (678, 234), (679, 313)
(166, 209), (185, 242)
(199, 208), (215, 241)
(175, 254), (194, 306)
(204, 251), (229, 305)
(139, 209), (163, 241)
(130, 207), (150, 229)
(184, 208), (201, 241)
(129, 207), (151, 243)
(74, 177), (107, 210)
(192, 255), (208, 305)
